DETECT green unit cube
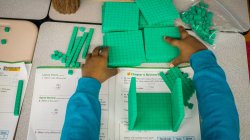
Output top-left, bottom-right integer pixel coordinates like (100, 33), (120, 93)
(68, 70), (73, 75)
(102, 2), (139, 32)
(144, 27), (180, 62)
(1, 39), (7, 45)
(4, 27), (10, 32)
(103, 31), (146, 67)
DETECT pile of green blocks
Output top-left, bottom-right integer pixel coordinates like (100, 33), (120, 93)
(51, 26), (95, 75)
(102, 0), (181, 67)
(160, 67), (195, 109)
(128, 77), (185, 131)
(1, 26), (10, 46)
(181, 1), (216, 45)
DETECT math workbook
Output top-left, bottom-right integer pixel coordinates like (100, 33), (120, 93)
(27, 67), (200, 140)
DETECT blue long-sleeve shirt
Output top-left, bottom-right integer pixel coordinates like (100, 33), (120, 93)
(61, 50), (239, 140)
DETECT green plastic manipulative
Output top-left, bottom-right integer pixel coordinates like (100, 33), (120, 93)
(66, 36), (82, 66)
(128, 77), (184, 131)
(68, 70), (73, 75)
(14, 80), (24, 116)
(181, 1), (216, 45)
(66, 26), (78, 57)
(82, 28), (95, 59)
(76, 62), (81, 68)
(144, 27), (180, 62)
(139, 12), (170, 29)
(136, 0), (180, 25)
(54, 50), (59, 55)
(103, 31), (146, 67)
(102, 2), (139, 32)
(128, 77), (137, 130)
(72, 32), (89, 64)
(4, 27), (10, 32)
(80, 27), (86, 32)
(1, 39), (7, 45)
(160, 67), (195, 109)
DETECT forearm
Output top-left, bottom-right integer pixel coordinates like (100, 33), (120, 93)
(61, 78), (101, 140)
(190, 50), (239, 140)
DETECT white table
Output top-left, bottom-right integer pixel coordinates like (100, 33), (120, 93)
(49, 0), (250, 32)
(16, 22), (250, 140)
(0, 0), (51, 20)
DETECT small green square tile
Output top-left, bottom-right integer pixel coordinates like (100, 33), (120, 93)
(4, 27), (10, 32)
(1, 39), (7, 45)
(102, 2), (139, 32)
(103, 31), (146, 67)
(144, 27), (181, 62)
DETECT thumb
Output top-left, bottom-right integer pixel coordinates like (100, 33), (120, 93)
(164, 36), (181, 49)
(170, 56), (182, 66)
(108, 68), (118, 77)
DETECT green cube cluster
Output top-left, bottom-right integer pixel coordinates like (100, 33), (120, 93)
(102, 2), (139, 33)
(160, 67), (195, 109)
(103, 31), (146, 67)
(136, 0), (179, 25)
(50, 26), (95, 75)
(181, 1), (216, 45)
(128, 77), (184, 131)
(144, 27), (181, 62)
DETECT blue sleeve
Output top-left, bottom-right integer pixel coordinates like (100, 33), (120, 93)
(60, 77), (101, 140)
(190, 50), (239, 140)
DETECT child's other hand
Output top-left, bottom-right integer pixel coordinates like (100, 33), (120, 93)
(164, 26), (207, 66)
(82, 47), (118, 83)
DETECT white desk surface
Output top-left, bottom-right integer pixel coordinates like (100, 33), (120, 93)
(49, 0), (250, 32)
(0, 0), (51, 20)
(16, 22), (250, 140)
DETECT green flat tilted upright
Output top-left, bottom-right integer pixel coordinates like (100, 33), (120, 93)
(144, 27), (180, 62)
(102, 2), (139, 33)
(103, 31), (146, 67)
(128, 77), (184, 131)
(136, 0), (180, 25)
(160, 67), (195, 109)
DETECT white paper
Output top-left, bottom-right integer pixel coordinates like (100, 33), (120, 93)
(28, 67), (200, 140)
(0, 62), (31, 140)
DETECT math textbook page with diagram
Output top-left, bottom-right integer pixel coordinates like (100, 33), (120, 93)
(27, 67), (200, 140)
(114, 67), (201, 140)
(0, 62), (31, 140)
(27, 68), (115, 140)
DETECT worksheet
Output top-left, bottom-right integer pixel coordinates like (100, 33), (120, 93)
(27, 67), (200, 140)
(0, 62), (31, 140)
(27, 68), (115, 140)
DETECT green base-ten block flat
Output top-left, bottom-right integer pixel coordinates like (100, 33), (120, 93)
(103, 30), (146, 67)
(160, 67), (195, 109)
(102, 2), (139, 32)
(14, 80), (24, 116)
(144, 27), (180, 62)
(136, 0), (180, 25)
(128, 77), (184, 131)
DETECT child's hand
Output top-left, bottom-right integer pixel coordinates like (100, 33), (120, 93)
(82, 47), (118, 83)
(164, 26), (207, 67)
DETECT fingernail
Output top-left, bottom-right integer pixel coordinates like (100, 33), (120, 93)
(164, 36), (168, 40)
(169, 63), (175, 68)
